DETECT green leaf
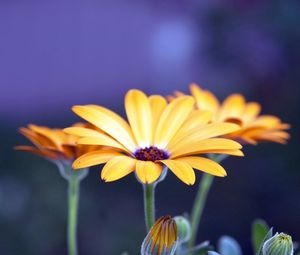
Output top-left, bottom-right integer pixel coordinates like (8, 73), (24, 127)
(218, 236), (242, 255)
(252, 219), (269, 254)
(258, 228), (273, 255)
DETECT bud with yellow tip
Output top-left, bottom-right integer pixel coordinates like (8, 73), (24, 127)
(141, 216), (178, 255)
(262, 232), (293, 255)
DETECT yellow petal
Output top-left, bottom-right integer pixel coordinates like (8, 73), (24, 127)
(237, 126), (283, 140)
(28, 124), (63, 149)
(19, 127), (56, 149)
(125, 90), (152, 147)
(190, 83), (220, 114)
(275, 123), (290, 130)
(168, 111), (212, 148)
(72, 150), (121, 169)
(168, 122), (240, 153)
(64, 126), (128, 152)
(135, 161), (162, 184)
(101, 156), (136, 182)
(171, 138), (242, 158)
(149, 95), (167, 142)
(250, 115), (281, 128)
(76, 137), (123, 150)
(218, 94), (245, 121)
(184, 110), (212, 128)
(154, 96), (195, 148)
(240, 136), (258, 145)
(198, 149), (244, 156)
(72, 105), (136, 152)
(269, 131), (290, 139)
(14, 145), (59, 159)
(176, 156), (227, 177)
(160, 159), (195, 185)
(174, 90), (185, 97)
(254, 136), (286, 144)
(77, 136), (127, 151)
(242, 102), (261, 123)
(64, 126), (104, 137)
(251, 131), (290, 144)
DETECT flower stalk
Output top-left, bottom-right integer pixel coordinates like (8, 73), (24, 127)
(188, 154), (227, 249)
(188, 173), (214, 249)
(68, 171), (80, 255)
(143, 183), (156, 231)
(58, 164), (88, 255)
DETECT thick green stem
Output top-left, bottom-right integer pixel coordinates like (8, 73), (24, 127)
(56, 163), (88, 255)
(188, 155), (226, 249)
(143, 184), (155, 231)
(188, 173), (214, 249)
(68, 172), (80, 255)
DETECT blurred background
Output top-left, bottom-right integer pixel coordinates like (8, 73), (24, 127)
(0, 0), (299, 254)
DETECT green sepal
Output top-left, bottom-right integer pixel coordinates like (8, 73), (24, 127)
(258, 228), (274, 255)
(252, 219), (270, 254)
(174, 216), (191, 243)
(56, 161), (89, 181)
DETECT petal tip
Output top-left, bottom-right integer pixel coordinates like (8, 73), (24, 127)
(72, 160), (81, 170)
(63, 127), (72, 134)
(126, 89), (146, 97)
(101, 175), (108, 182)
(189, 83), (201, 90)
(72, 105), (84, 113)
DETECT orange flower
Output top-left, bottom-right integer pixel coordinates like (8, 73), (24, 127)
(15, 123), (97, 162)
(141, 216), (178, 255)
(184, 84), (290, 145)
(64, 89), (243, 185)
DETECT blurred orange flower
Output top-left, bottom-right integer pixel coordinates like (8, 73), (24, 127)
(15, 123), (98, 162)
(182, 84), (290, 145)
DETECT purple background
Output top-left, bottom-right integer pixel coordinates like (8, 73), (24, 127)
(0, 0), (299, 254)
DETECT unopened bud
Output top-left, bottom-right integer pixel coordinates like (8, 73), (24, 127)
(262, 232), (293, 255)
(141, 216), (178, 255)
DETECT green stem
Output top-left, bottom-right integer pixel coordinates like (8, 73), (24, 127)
(188, 154), (226, 249)
(68, 172), (80, 255)
(143, 184), (155, 231)
(188, 173), (214, 249)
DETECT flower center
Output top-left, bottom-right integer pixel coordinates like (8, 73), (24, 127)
(224, 117), (243, 126)
(134, 146), (169, 162)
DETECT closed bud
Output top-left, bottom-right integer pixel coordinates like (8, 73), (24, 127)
(174, 216), (191, 243)
(141, 216), (178, 255)
(262, 232), (293, 255)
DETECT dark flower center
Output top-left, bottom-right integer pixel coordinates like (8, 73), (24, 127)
(224, 117), (243, 126)
(134, 146), (169, 162)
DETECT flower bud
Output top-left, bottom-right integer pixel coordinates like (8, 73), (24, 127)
(141, 216), (178, 255)
(174, 216), (191, 243)
(262, 232), (293, 255)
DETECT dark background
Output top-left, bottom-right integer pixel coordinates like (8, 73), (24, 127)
(0, 0), (299, 254)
